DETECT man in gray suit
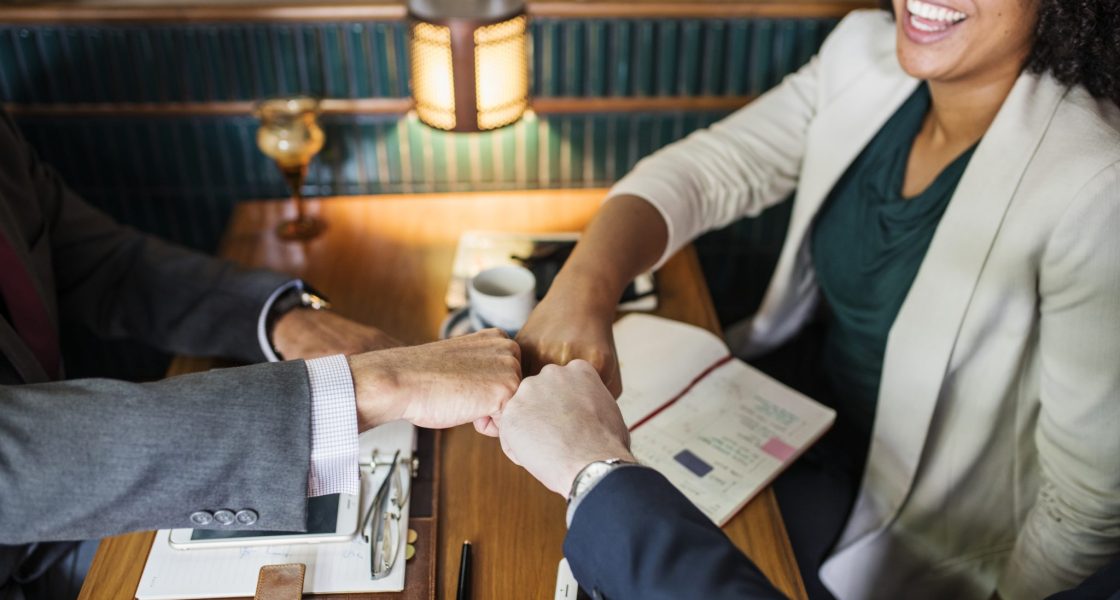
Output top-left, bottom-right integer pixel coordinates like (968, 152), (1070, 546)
(0, 109), (521, 597)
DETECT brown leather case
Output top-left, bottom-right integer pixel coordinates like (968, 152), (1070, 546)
(254, 563), (306, 600)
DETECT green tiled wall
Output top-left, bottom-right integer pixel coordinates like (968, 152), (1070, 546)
(16, 111), (733, 250)
(1, 19), (832, 103)
(3, 15), (837, 256)
(3, 16), (837, 251)
(0, 22), (411, 103)
(3, 15), (841, 379)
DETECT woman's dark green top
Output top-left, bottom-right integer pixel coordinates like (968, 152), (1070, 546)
(810, 83), (977, 437)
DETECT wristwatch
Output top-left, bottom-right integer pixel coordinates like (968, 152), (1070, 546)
(566, 458), (642, 527)
(265, 283), (331, 359)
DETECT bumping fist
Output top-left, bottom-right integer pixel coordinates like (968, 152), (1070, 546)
(497, 360), (634, 496)
(515, 295), (623, 398)
(347, 329), (522, 431)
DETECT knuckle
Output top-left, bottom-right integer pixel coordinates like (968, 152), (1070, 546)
(493, 373), (519, 394)
(589, 350), (614, 371)
(569, 358), (594, 373)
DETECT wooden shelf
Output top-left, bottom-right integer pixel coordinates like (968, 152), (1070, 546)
(0, 0), (874, 24)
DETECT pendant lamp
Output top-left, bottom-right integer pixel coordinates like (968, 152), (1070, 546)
(408, 0), (530, 132)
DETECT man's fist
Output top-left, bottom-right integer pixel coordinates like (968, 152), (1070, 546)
(497, 360), (634, 496)
(348, 329), (522, 431)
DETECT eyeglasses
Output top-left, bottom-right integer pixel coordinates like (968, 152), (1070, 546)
(361, 449), (412, 580)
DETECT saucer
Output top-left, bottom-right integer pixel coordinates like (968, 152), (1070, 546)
(439, 307), (475, 339)
(439, 307), (524, 339)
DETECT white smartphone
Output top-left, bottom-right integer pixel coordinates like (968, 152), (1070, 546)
(167, 493), (360, 550)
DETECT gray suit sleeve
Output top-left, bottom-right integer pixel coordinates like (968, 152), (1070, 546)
(0, 360), (312, 544)
(4, 111), (290, 363)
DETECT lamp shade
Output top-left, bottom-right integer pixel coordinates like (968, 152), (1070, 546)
(408, 0), (529, 132)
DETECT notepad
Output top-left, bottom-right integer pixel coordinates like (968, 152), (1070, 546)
(136, 420), (416, 599)
(615, 314), (836, 526)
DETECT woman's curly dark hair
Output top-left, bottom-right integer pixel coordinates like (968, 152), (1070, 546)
(880, 0), (1120, 105)
(1028, 0), (1119, 105)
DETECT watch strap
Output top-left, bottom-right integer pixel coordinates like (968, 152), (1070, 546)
(264, 282), (330, 360)
(269, 285), (308, 316)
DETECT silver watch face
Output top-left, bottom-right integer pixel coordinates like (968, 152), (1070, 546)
(572, 461), (618, 500)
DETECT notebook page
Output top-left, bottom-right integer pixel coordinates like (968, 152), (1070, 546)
(630, 359), (836, 525)
(614, 314), (730, 426)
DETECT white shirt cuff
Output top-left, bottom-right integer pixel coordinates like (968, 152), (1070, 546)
(304, 354), (361, 497)
(257, 279), (303, 363)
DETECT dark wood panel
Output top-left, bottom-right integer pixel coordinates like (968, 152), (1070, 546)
(532, 0), (875, 18)
(4, 96), (753, 117)
(0, 0), (872, 24)
(3, 99), (414, 118)
(0, 2), (407, 24)
(533, 95), (754, 114)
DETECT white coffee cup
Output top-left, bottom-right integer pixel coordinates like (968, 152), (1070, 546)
(468, 265), (537, 335)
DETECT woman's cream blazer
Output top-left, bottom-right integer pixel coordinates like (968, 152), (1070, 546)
(609, 10), (1120, 600)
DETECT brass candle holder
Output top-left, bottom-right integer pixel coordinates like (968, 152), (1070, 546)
(255, 96), (326, 240)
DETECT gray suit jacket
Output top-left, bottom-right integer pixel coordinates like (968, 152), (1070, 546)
(0, 110), (316, 584)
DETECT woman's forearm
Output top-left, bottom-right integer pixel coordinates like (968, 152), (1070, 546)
(549, 194), (668, 314)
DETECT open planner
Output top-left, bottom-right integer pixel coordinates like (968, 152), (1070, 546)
(136, 420), (418, 599)
(615, 314), (836, 526)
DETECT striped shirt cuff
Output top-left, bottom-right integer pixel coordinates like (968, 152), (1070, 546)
(305, 354), (361, 497)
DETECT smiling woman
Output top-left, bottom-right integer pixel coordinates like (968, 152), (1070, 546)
(514, 2), (1120, 600)
(882, 0), (1120, 104)
(891, 0), (1035, 84)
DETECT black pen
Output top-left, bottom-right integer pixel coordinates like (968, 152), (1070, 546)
(456, 540), (472, 600)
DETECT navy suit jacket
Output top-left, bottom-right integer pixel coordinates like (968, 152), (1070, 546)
(563, 467), (783, 600)
(562, 467), (1120, 600)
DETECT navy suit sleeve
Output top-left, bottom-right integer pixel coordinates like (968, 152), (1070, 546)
(563, 467), (786, 600)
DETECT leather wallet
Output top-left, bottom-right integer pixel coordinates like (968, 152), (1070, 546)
(254, 563), (306, 600)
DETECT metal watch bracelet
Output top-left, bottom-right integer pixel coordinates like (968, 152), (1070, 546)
(565, 458), (642, 527)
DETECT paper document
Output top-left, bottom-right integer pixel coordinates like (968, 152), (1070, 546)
(136, 420), (416, 599)
(615, 314), (835, 525)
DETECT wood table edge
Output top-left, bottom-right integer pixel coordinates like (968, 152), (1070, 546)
(79, 530), (156, 599)
(674, 246), (808, 600)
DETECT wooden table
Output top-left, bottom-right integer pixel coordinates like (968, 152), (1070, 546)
(79, 189), (807, 600)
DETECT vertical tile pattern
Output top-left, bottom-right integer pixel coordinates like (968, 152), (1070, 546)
(525, 17), (838, 98)
(0, 22), (419, 103)
(0, 17), (808, 103)
(3, 15), (843, 362)
(9, 108), (759, 248)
